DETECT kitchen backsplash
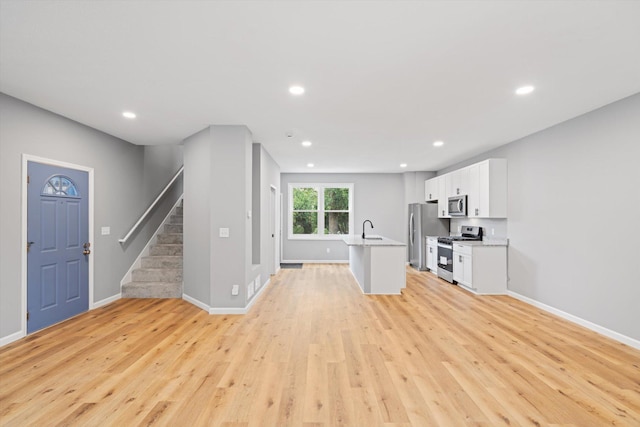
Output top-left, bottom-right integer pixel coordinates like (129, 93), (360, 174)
(450, 217), (507, 239)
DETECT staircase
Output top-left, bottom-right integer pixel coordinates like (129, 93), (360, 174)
(122, 202), (183, 298)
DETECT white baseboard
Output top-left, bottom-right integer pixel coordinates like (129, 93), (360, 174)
(281, 259), (349, 264)
(92, 293), (121, 309)
(0, 330), (25, 347)
(183, 277), (272, 315)
(182, 293), (211, 312)
(245, 276), (271, 312)
(507, 291), (640, 350)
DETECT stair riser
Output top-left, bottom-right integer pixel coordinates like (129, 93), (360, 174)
(141, 257), (182, 269)
(132, 269), (182, 282)
(150, 245), (183, 256)
(157, 234), (183, 244)
(122, 282), (182, 298)
(164, 224), (183, 234)
(124, 202), (183, 299)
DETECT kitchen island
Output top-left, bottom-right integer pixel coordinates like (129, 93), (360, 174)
(342, 235), (407, 294)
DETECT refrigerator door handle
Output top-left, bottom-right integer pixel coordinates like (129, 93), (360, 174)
(409, 212), (414, 247)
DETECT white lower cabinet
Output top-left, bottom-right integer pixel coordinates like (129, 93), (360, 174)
(426, 237), (438, 272)
(452, 242), (507, 294)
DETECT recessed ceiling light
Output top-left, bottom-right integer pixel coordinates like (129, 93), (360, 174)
(301, 140), (312, 147)
(433, 141), (444, 147)
(122, 111), (136, 119)
(289, 85), (305, 95)
(307, 163), (314, 168)
(515, 85), (535, 95)
(400, 163), (407, 168)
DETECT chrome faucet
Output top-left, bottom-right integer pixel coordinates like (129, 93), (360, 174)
(362, 220), (374, 239)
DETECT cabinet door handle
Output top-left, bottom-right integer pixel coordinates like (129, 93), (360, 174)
(459, 255), (463, 262)
(475, 208), (479, 216)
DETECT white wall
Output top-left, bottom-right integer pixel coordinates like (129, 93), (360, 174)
(0, 93), (183, 341)
(281, 173), (405, 262)
(256, 144), (281, 284)
(440, 93), (640, 341)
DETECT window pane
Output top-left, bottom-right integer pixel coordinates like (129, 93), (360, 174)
(293, 212), (318, 234)
(293, 188), (318, 210)
(324, 188), (349, 210)
(324, 212), (349, 235)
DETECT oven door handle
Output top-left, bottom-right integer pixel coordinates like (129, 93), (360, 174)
(437, 243), (452, 250)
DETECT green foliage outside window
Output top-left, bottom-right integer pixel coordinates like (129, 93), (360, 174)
(293, 188), (318, 234)
(324, 187), (349, 234)
(292, 186), (350, 236)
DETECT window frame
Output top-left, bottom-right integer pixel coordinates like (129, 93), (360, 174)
(288, 183), (354, 240)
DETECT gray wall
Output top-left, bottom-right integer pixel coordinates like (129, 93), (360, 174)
(281, 173), (405, 261)
(183, 125), (255, 310)
(0, 93), (183, 339)
(182, 127), (212, 305)
(440, 93), (640, 340)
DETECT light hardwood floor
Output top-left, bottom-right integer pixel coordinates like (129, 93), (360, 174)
(1, 264), (639, 426)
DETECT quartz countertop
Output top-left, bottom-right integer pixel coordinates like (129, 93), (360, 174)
(451, 238), (509, 247)
(342, 235), (406, 247)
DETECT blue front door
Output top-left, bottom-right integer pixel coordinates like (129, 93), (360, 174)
(27, 161), (89, 333)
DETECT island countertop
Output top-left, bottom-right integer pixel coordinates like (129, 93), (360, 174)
(342, 235), (406, 247)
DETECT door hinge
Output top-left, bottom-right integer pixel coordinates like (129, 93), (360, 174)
(27, 175), (30, 184)
(27, 311), (30, 321)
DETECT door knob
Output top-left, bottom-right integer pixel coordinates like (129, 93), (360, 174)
(83, 242), (91, 255)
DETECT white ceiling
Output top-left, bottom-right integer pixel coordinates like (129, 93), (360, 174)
(1, 1), (639, 173)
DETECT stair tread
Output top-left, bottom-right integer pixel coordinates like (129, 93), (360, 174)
(124, 201), (183, 299)
(124, 281), (183, 286)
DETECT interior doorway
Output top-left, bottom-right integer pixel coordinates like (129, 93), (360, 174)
(269, 185), (277, 275)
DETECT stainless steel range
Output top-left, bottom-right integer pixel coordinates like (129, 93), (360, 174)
(437, 226), (483, 283)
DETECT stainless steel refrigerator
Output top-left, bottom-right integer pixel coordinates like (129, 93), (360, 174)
(408, 203), (450, 270)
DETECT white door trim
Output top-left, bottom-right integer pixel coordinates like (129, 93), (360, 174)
(269, 185), (278, 275)
(21, 154), (95, 336)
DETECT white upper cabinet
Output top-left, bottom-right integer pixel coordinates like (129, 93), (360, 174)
(467, 159), (507, 218)
(425, 158), (505, 218)
(446, 168), (471, 197)
(438, 176), (450, 218)
(424, 176), (439, 202)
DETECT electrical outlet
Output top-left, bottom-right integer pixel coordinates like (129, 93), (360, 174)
(231, 285), (239, 296)
(219, 228), (230, 238)
(491, 228), (495, 236)
(101, 226), (110, 235)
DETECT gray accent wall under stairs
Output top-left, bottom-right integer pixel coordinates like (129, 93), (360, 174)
(122, 204), (183, 298)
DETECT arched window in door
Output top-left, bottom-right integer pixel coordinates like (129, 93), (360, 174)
(41, 175), (80, 197)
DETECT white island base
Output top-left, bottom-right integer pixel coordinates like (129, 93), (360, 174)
(342, 235), (407, 295)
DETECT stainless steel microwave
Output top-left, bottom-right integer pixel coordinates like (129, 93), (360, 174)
(448, 195), (467, 216)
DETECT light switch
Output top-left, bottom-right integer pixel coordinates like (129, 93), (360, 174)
(219, 228), (230, 238)
(101, 226), (111, 236)
(231, 285), (239, 296)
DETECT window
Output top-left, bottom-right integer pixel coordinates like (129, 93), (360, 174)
(41, 175), (79, 197)
(288, 183), (354, 239)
